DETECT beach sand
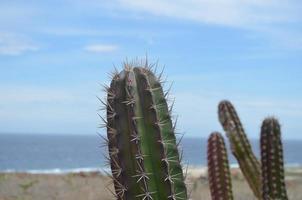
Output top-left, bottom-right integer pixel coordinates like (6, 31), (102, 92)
(1, 167), (302, 200)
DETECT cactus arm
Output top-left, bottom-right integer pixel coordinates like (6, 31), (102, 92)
(218, 100), (261, 199)
(260, 118), (288, 200)
(207, 132), (234, 200)
(105, 64), (187, 200)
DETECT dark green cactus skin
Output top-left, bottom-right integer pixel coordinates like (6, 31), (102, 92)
(260, 118), (288, 200)
(105, 64), (187, 200)
(207, 132), (234, 200)
(218, 100), (261, 199)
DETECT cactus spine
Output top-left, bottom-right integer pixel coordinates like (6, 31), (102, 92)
(260, 117), (288, 200)
(218, 100), (261, 199)
(104, 63), (187, 200)
(207, 132), (233, 200)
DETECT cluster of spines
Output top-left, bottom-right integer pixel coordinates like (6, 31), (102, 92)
(207, 132), (233, 200)
(260, 117), (288, 200)
(103, 62), (187, 200)
(218, 100), (261, 199)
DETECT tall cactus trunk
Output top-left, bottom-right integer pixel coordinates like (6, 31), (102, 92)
(104, 63), (187, 200)
(218, 100), (261, 199)
(260, 117), (288, 200)
(207, 132), (234, 200)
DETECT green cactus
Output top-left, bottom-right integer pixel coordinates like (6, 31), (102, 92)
(104, 62), (187, 200)
(207, 132), (233, 200)
(260, 117), (288, 200)
(101, 61), (289, 200)
(218, 100), (261, 199)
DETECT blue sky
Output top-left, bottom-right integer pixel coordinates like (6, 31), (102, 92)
(0, 0), (301, 139)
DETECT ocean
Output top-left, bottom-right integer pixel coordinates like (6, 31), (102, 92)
(0, 134), (301, 173)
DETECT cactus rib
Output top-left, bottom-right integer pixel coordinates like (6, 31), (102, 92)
(105, 62), (187, 200)
(260, 117), (288, 200)
(218, 100), (261, 199)
(207, 132), (234, 200)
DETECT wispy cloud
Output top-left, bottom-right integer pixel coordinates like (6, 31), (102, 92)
(260, 27), (302, 50)
(174, 91), (302, 138)
(0, 86), (77, 104)
(117, 0), (300, 28)
(114, 0), (302, 49)
(0, 3), (38, 28)
(0, 32), (38, 56)
(84, 44), (119, 53)
(42, 28), (104, 37)
(0, 85), (97, 134)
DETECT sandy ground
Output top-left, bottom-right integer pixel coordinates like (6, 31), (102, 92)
(0, 167), (301, 200)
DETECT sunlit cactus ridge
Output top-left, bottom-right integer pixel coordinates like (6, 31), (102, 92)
(260, 117), (288, 200)
(103, 62), (187, 200)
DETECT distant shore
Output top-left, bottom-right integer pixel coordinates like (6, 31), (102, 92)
(1, 167), (302, 200)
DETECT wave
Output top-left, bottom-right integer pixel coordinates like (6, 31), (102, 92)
(1, 167), (112, 174)
(2, 163), (301, 174)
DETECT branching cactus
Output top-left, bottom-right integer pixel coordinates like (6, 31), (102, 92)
(207, 132), (233, 200)
(218, 100), (261, 199)
(103, 62), (187, 200)
(260, 117), (288, 200)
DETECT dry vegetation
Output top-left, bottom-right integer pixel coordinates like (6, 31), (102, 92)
(0, 168), (301, 200)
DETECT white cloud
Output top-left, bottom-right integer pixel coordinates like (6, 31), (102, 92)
(43, 28), (104, 37)
(0, 85), (98, 134)
(0, 32), (39, 56)
(173, 91), (302, 139)
(0, 3), (38, 28)
(0, 86), (76, 103)
(113, 0), (302, 49)
(84, 44), (118, 53)
(117, 0), (300, 28)
(262, 27), (302, 49)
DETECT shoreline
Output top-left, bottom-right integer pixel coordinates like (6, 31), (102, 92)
(1, 164), (302, 175)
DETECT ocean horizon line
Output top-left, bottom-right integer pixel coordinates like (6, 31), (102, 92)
(1, 132), (302, 141)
